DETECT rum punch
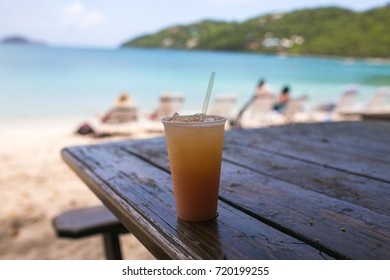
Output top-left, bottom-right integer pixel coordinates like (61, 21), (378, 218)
(162, 114), (227, 222)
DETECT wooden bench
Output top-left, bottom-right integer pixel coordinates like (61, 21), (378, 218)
(52, 205), (129, 259)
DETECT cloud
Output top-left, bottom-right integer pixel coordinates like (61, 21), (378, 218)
(63, 1), (107, 29)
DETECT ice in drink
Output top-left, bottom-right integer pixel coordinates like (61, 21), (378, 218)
(161, 114), (227, 222)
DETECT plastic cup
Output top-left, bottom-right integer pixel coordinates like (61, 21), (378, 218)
(161, 114), (227, 222)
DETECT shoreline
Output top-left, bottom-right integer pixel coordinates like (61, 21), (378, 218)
(120, 46), (390, 65)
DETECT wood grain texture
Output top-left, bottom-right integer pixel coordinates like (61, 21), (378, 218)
(226, 122), (390, 182)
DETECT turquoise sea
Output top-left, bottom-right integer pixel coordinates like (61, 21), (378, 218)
(1, 44), (389, 122)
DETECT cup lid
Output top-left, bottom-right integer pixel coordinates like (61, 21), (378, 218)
(161, 114), (227, 127)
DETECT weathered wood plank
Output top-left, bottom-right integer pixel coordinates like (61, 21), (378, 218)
(294, 120), (390, 139)
(126, 138), (390, 215)
(362, 120), (390, 129)
(259, 121), (390, 154)
(222, 144), (390, 215)
(218, 161), (390, 260)
(125, 137), (390, 259)
(227, 122), (390, 161)
(226, 126), (390, 182)
(300, 121), (390, 145)
(62, 144), (329, 260)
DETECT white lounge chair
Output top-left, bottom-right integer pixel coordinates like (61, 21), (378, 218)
(332, 88), (359, 120)
(91, 107), (140, 136)
(364, 87), (390, 113)
(144, 93), (185, 132)
(333, 87), (390, 120)
(239, 94), (282, 128)
(149, 93), (185, 120)
(282, 95), (309, 124)
(91, 93), (141, 136)
(209, 96), (237, 118)
(310, 88), (359, 122)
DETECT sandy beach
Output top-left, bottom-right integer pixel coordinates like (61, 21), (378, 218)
(0, 118), (159, 260)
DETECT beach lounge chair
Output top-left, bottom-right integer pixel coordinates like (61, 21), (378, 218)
(92, 106), (140, 136)
(100, 107), (138, 124)
(149, 93), (185, 120)
(364, 87), (390, 113)
(143, 93), (185, 132)
(331, 87), (390, 120)
(91, 93), (141, 136)
(310, 88), (359, 122)
(239, 94), (280, 128)
(282, 95), (309, 124)
(332, 88), (359, 120)
(353, 87), (390, 120)
(209, 96), (237, 118)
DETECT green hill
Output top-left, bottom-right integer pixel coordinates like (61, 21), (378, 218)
(121, 5), (390, 58)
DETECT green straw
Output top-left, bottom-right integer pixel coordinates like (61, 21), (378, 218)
(201, 71), (216, 118)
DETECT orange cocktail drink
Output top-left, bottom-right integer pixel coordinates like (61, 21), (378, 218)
(162, 114), (227, 222)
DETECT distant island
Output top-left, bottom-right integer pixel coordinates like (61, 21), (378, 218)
(1, 35), (46, 46)
(121, 5), (390, 58)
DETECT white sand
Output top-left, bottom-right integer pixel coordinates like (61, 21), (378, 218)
(0, 118), (160, 260)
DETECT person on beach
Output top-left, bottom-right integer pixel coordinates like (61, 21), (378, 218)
(100, 92), (138, 123)
(255, 79), (272, 97)
(76, 92), (138, 136)
(273, 86), (290, 112)
(232, 79), (271, 128)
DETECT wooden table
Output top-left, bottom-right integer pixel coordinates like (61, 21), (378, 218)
(62, 121), (390, 260)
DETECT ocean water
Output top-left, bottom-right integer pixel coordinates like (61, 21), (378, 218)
(1, 44), (389, 122)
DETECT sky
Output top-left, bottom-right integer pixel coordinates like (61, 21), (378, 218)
(0, 0), (389, 48)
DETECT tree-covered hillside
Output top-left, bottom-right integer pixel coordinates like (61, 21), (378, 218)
(121, 5), (390, 58)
